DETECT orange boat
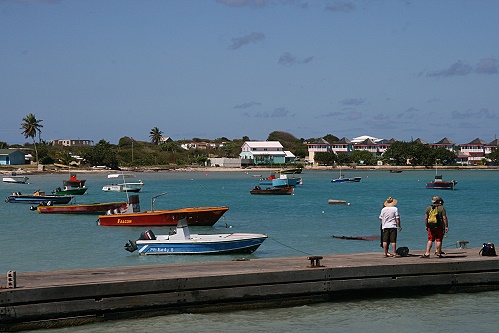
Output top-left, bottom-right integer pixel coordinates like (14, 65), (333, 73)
(97, 194), (229, 227)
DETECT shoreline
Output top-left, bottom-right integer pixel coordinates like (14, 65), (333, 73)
(1, 164), (498, 175)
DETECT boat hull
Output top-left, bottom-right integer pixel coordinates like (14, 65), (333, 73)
(102, 183), (143, 192)
(331, 177), (362, 183)
(52, 188), (87, 195)
(98, 206), (229, 226)
(135, 234), (267, 255)
(275, 168), (302, 174)
(259, 177), (302, 187)
(37, 202), (126, 214)
(426, 181), (457, 190)
(2, 176), (29, 184)
(5, 194), (73, 204)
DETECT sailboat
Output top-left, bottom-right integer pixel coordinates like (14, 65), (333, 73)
(331, 167), (362, 183)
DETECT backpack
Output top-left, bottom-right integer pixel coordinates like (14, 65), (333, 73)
(479, 243), (497, 256)
(396, 247), (410, 257)
(428, 205), (439, 227)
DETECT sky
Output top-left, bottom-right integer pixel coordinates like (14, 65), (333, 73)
(1, 0), (498, 146)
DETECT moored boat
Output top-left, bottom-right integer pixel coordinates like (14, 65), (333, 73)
(249, 186), (294, 195)
(426, 175), (457, 190)
(102, 173), (143, 192)
(425, 164), (457, 190)
(259, 173), (302, 187)
(331, 175), (362, 183)
(331, 168), (361, 183)
(124, 219), (267, 255)
(275, 167), (303, 174)
(98, 194), (229, 226)
(52, 173), (87, 195)
(5, 191), (73, 204)
(35, 201), (127, 214)
(2, 172), (29, 184)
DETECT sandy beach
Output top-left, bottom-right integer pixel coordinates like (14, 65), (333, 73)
(2, 163), (498, 176)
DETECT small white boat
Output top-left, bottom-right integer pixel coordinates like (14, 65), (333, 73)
(102, 182), (144, 192)
(2, 172), (29, 184)
(102, 173), (143, 192)
(124, 219), (267, 255)
(107, 173), (135, 179)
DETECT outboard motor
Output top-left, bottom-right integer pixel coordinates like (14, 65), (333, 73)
(138, 230), (156, 240)
(124, 240), (138, 253)
(125, 229), (155, 253)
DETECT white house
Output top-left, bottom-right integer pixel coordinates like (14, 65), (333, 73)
(306, 137), (354, 163)
(459, 138), (487, 164)
(51, 139), (94, 147)
(239, 141), (287, 165)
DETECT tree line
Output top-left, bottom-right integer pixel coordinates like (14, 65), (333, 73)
(1, 114), (497, 168)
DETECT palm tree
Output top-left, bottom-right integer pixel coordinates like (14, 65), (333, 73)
(149, 127), (163, 146)
(20, 113), (43, 165)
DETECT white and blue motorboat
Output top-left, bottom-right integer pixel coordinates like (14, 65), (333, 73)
(124, 219), (267, 255)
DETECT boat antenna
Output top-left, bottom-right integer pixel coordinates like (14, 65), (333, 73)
(120, 171), (129, 202)
(151, 192), (167, 211)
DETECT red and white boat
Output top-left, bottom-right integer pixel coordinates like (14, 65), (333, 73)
(97, 194), (229, 227)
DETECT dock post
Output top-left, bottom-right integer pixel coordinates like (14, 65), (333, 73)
(307, 256), (324, 268)
(7, 270), (16, 289)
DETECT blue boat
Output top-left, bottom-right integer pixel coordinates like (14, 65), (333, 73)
(331, 175), (362, 183)
(259, 173), (302, 187)
(124, 219), (267, 255)
(331, 168), (361, 183)
(5, 191), (73, 204)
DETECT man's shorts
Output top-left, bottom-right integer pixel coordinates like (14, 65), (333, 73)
(427, 226), (444, 242)
(382, 228), (397, 243)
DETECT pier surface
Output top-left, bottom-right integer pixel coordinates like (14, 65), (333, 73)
(1, 248), (499, 331)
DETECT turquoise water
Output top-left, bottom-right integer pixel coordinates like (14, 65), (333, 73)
(32, 291), (499, 333)
(1, 169), (498, 332)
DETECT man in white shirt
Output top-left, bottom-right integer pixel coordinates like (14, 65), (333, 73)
(379, 197), (402, 257)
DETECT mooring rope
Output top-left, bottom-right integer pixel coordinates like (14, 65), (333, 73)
(269, 237), (313, 256)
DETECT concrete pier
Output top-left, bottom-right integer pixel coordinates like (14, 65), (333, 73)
(1, 248), (499, 331)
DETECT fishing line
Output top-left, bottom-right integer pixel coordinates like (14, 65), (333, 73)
(269, 237), (313, 255)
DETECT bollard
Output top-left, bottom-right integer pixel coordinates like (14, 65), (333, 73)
(307, 256), (324, 268)
(7, 270), (16, 289)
